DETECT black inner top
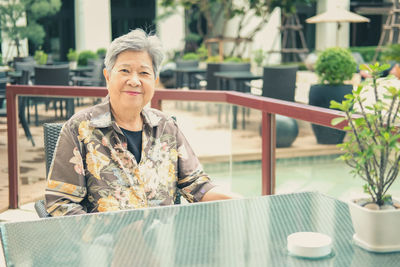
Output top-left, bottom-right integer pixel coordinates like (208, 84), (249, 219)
(120, 128), (142, 163)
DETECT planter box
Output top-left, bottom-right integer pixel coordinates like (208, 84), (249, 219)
(308, 84), (353, 144)
(348, 200), (400, 252)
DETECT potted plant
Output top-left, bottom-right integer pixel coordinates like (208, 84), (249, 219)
(67, 48), (78, 69)
(34, 50), (48, 65)
(330, 62), (400, 252)
(252, 49), (266, 75)
(77, 50), (98, 66)
(309, 47), (357, 144)
(96, 48), (107, 59)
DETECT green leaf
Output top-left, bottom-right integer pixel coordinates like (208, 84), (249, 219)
(331, 117), (346, 126)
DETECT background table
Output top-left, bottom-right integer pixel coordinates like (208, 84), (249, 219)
(174, 67), (206, 89)
(214, 71), (262, 129)
(1, 192), (399, 266)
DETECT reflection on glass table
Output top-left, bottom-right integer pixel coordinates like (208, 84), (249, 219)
(1, 192), (399, 266)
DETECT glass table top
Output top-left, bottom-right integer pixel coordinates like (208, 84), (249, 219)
(1, 192), (399, 266)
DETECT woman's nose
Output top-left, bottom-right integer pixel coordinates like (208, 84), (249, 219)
(127, 73), (141, 86)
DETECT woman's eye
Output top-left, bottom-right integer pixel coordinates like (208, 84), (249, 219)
(120, 69), (129, 73)
(141, 72), (150, 75)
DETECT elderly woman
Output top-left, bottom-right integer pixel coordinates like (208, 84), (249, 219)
(45, 29), (236, 216)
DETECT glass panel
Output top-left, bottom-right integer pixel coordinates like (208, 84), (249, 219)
(160, 100), (235, 197)
(274, 118), (400, 201)
(16, 96), (101, 208)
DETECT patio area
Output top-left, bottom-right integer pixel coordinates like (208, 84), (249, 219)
(0, 70), (349, 221)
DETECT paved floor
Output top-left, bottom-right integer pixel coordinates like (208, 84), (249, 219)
(0, 71), (345, 222)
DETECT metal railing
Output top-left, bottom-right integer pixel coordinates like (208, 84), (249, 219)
(6, 85), (346, 208)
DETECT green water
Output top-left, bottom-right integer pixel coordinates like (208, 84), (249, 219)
(204, 156), (400, 201)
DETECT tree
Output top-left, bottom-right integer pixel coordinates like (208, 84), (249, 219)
(0, 0), (61, 58)
(159, 0), (313, 58)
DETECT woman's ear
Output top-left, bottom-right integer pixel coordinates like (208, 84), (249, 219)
(103, 68), (110, 84)
(155, 77), (159, 85)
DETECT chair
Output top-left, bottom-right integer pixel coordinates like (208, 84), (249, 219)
(72, 59), (105, 87)
(261, 65), (298, 101)
(35, 122), (63, 218)
(0, 70), (35, 146)
(35, 122), (182, 217)
(175, 60), (199, 88)
(0, 71), (7, 109)
(33, 64), (73, 125)
(246, 65), (299, 147)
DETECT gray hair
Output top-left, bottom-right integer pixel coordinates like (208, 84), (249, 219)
(104, 29), (164, 77)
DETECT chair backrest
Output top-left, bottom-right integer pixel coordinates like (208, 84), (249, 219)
(0, 71), (6, 96)
(206, 62), (251, 90)
(34, 64), (70, 86)
(261, 65), (298, 102)
(219, 62), (251, 72)
(176, 60), (199, 68)
(43, 123), (64, 177)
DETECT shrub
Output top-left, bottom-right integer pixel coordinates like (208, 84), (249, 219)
(34, 50), (48, 65)
(349, 46), (378, 63)
(182, 53), (199, 61)
(78, 50), (98, 66)
(196, 44), (208, 61)
(96, 48), (107, 58)
(315, 47), (357, 85)
(224, 56), (243, 63)
(67, 49), (78, 62)
(206, 56), (221, 63)
(381, 44), (400, 62)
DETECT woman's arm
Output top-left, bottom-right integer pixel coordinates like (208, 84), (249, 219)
(200, 186), (242, 202)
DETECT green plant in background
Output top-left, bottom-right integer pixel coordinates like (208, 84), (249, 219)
(206, 56), (221, 63)
(315, 47), (357, 85)
(196, 44), (208, 61)
(67, 49), (78, 62)
(78, 50), (98, 66)
(381, 44), (400, 62)
(96, 48), (107, 58)
(0, 54), (3, 66)
(331, 63), (400, 205)
(34, 50), (47, 65)
(182, 52), (199, 61)
(224, 56), (243, 63)
(349, 46), (378, 63)
(0, 0), (61, 57)
(253, 49), (266, 67)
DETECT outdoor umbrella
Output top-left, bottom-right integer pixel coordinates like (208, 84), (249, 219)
(306, 7), (370, 46)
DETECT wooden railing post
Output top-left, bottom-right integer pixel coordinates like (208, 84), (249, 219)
(6, 86), (19, 208)
(261, 112), (276, 195)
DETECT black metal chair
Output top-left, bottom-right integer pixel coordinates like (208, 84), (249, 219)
(35, 122), (64, 218)
(0, 71), (7, 109)
(261, 65), (298, 101)
(33, 64), (73, 126)
(0, 70), (35, 146)
(72, 59), (105, 87)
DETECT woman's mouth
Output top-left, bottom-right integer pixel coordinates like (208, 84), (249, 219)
(124, 91), (141, 96)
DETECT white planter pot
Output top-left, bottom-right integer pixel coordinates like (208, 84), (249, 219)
(69, 61), (77, 70)
(348, 199), (400, 252)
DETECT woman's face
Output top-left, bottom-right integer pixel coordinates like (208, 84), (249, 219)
(104, 50), (156, 114)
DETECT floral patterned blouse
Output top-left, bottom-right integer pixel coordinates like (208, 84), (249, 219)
(45, 96), (215, 216)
